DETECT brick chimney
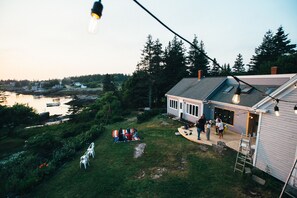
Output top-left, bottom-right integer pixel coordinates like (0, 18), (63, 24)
(271, 66), (278, 74)
(198, 70), (202, 80)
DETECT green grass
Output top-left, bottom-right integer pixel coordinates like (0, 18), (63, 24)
(28, 115), (282, 198)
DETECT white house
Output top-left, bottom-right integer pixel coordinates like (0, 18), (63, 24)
(166, 69), (297, 182)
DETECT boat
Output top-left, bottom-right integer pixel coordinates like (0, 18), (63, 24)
(46, 102), (60, 107)
(52, 98), (60, 102)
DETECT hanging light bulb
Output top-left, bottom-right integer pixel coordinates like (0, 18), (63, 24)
(89, 0), (103, 33)
(294, 105), (297, 114)
(274, 99), (280, 116)
(274, 105), (280, 116)
(232, 86), (241, 104)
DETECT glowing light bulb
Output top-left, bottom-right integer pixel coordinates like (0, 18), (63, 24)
(232, 87), (241, 104)
(89, 14), (99, 33)
(274, 105), (280, 116)
(232, 94), (240, 104)
(89, 0), (103, 33)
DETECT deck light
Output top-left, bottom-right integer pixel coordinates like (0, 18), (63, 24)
(274, 99), (280, 116)
(89, 0), (103, 33)
(232, 86), (241, 104)
(294, 105), (297, 114)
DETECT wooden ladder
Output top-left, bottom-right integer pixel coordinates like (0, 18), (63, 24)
(280, 158), (297, 198)
(234, 134), (252, 174)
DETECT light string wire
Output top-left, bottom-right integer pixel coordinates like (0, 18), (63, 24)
(132, 0), (297, 105)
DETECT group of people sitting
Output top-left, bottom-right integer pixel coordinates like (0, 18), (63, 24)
(112, 128), (140, 143)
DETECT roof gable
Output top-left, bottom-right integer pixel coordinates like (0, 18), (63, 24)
(166, 77), (226, 101)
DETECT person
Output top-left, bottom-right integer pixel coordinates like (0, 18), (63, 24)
(133, 128), (140, 141)
(112, 130), (119, 143)
(217, 119), (224, 139)
(206, 120), (211, 141)
(118, 128), (123, 141)
(215, 117), (220, 135)
(126, 128), (132, 141)
(196, 114), (206, 140)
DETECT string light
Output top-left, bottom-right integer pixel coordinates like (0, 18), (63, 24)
(89, 0), (103, 33)
(274, 99), (280, 116)
(232, 86), (241, 104)
(91, 0), (297, 116)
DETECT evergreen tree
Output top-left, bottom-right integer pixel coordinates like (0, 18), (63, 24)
(209, 58), (220, 76)
(137, 35), (164, 107)
(162, 36), (188, 92)
(150, 39), (164, 106)
(221, 63), (231, 76)
(248, 27), (296, 74)
(102, 74), (117, 93)
(273, 26), (296, 56)
(248, 30), (275, 74)
(121, 71), (150, 108)
(187, 35), (210, 77)
(139, 35), (154, 72)
(233, 53), (245, 74)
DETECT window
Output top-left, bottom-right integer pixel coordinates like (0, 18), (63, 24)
(265, 87), (276, 95)
(214, 107), (234, 125)
(195, 106), (198, 117)
(185, 102), (199, 117)
(180, 103), (182, 109)
(241, 87), (253, 94)
(223, 86), (234, 93)
(169, 99), (178, 109)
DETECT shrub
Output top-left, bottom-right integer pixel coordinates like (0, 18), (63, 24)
(137, 109), (163, 123)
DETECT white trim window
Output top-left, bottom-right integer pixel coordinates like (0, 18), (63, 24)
(169, 99), (178, 109)
(186, 103), (199, 117)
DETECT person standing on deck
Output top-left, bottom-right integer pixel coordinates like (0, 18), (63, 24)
(206, 120), (211, 141)
(217, 119), (224, 139)
(196, 114), (206, 140)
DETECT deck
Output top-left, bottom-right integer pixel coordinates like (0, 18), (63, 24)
(177, 126), (256, 151)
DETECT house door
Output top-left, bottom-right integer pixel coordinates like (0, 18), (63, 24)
(247, 113), (259, 137)
(179, 102), (183, 119)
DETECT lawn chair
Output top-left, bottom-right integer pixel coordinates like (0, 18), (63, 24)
(80, 154), (90, 169)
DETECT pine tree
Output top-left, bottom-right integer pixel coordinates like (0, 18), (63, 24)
(248, 26), (296, 74)
(273, 26), (296, 56)
(187, 35), (209, 77)
(233, 53), (245, 74)
(162, 36), (188, 92)
(139, 35), (154, 72)
(150, 39), (164, 106)
(209, 58), (220, 76)
(102, 74), (116, 93)
(122, 71), (150, 108)
(221, 63), (231, 76)
(248, 30), (275, 74)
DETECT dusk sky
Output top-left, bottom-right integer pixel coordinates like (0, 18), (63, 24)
(0, 0), (296, 80)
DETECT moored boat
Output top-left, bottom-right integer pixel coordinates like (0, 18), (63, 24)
(46, 102), (60, 107)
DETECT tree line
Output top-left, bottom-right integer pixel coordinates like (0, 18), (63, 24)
(120, 26), (296, 109)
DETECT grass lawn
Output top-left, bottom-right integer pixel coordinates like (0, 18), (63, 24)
(29, 115), (283, 198)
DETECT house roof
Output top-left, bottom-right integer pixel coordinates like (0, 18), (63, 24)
(210, 74), (295, 107)
(166, 74), (296, 108)
(253, 74), (297, 109)
(210, 83), (280, 107)
(166, 77), (226, 101)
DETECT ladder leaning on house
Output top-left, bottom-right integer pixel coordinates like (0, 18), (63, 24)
(280, 157), (297, 198)
(234, 134), (253, 174)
